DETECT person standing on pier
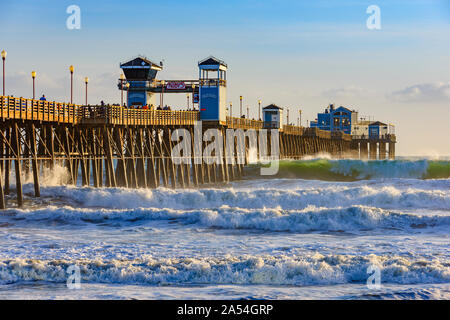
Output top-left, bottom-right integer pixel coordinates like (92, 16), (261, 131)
(39, 94), (46, 101)
(99, 100), (106, 117)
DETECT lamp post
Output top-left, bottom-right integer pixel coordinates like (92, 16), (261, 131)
(119, 73), (125, 107)
(229, 102), (232, 117)
(1, 50), (6, 96)
(299, 109), (302, 127)
(247, 106), (249, 119)
(192, 84), (196, 110)
(160, 80), (165, 108)
(69, 65), (74, 104)
(239, 95), (243, 117)
(186, 93), (190, 109)
(31, 71), (36, 100)
(84, 77), (89, 106)
(287, 107), (290, 125)
(258, 99), (262, 120)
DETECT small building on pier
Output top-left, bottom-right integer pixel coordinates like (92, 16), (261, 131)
(369, 121), (389, 139)
(351, 120), (371, 138)
(310, 104), (358, 134)
(263, 104), (283, 129)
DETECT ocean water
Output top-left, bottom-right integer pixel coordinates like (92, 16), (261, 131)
(0, 158), (449, 300)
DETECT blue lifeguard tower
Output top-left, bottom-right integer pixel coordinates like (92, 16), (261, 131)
(198, 56), (227, 124)
(119, 56), (163, 107)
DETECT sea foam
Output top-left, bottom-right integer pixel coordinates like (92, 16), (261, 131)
(0, 253), (448, 286)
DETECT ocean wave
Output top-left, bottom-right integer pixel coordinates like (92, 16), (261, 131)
(25, 180), (450, 212)
(246, 159), (450, 181)
(8, 205), (450, 232)
(0, 253), (448, 286)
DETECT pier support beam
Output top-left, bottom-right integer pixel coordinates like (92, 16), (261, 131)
(12, 123), (23, 207)
(369, 142), (378, 160)
(379, 142), (387, 160)
(360, 142), (368, 160)
(389, 142), (396, 160)
(0, 165), (4, 209)
(29, 124), (40, 197)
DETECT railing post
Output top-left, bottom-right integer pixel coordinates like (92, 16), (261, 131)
(25, 98), (29, 120)
(19, 97), (22, 119)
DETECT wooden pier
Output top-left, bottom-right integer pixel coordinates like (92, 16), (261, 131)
(0, 95), (396, 209)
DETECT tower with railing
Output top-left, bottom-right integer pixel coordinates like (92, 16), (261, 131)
(119, 56), (163, 107)
(198, 56), (227, 123)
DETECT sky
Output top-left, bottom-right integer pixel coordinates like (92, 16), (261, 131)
(0, 0), (449, 156)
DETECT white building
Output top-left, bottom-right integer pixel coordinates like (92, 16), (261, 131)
(351, 120), (371, 137)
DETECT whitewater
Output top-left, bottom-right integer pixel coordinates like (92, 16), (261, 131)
(0, 158), (449, 299)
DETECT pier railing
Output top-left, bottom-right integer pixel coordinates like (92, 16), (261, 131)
(1, 96), (79, 123)
(331, 131), (352, 141)
(352, 134), (396, 142)
(82, 105), (199, 126)
(226, 117), (263, 130)
(282, 125), (305, 135)
(304, 127), (330, 139)
(0, 96), (199, 126)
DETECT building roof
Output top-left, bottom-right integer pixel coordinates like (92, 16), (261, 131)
(263, 104), (282, 110)
(120, 56), (163, 70)
(333, 106), (352, 113)
(198, 56), (227, 67)
(370, 121), (388, 126)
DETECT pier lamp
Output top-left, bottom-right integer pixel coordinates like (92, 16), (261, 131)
(84, 77), (89, 106)
(258, 99), (262, 120)
(239, 95), (243, 117)
(119, 73), (125, 107)
(287, 108), (290, 125)
(31, 71), (36, 100)
(1, 50), (6, 96)
(299, 109), (302, 127)
(160, 80), (165, 108)
(186, 93), (190, 109)
(247, 106), (249, 119)
(229, 102), (232, 117)
(192, 84), (196, 110)
(69, 65), (74, 103)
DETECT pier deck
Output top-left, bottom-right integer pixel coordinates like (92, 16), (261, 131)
(0, 95), (395, 209)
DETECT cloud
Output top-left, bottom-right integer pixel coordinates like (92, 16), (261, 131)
(389, 82), (450, 102)
(322, 85), (372, 99)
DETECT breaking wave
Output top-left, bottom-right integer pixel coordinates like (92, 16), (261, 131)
(21, 179), (450, 212)
(247, 159), (450, 181)
(0, 253), (448, 286)
(8, 205), (450, 233)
